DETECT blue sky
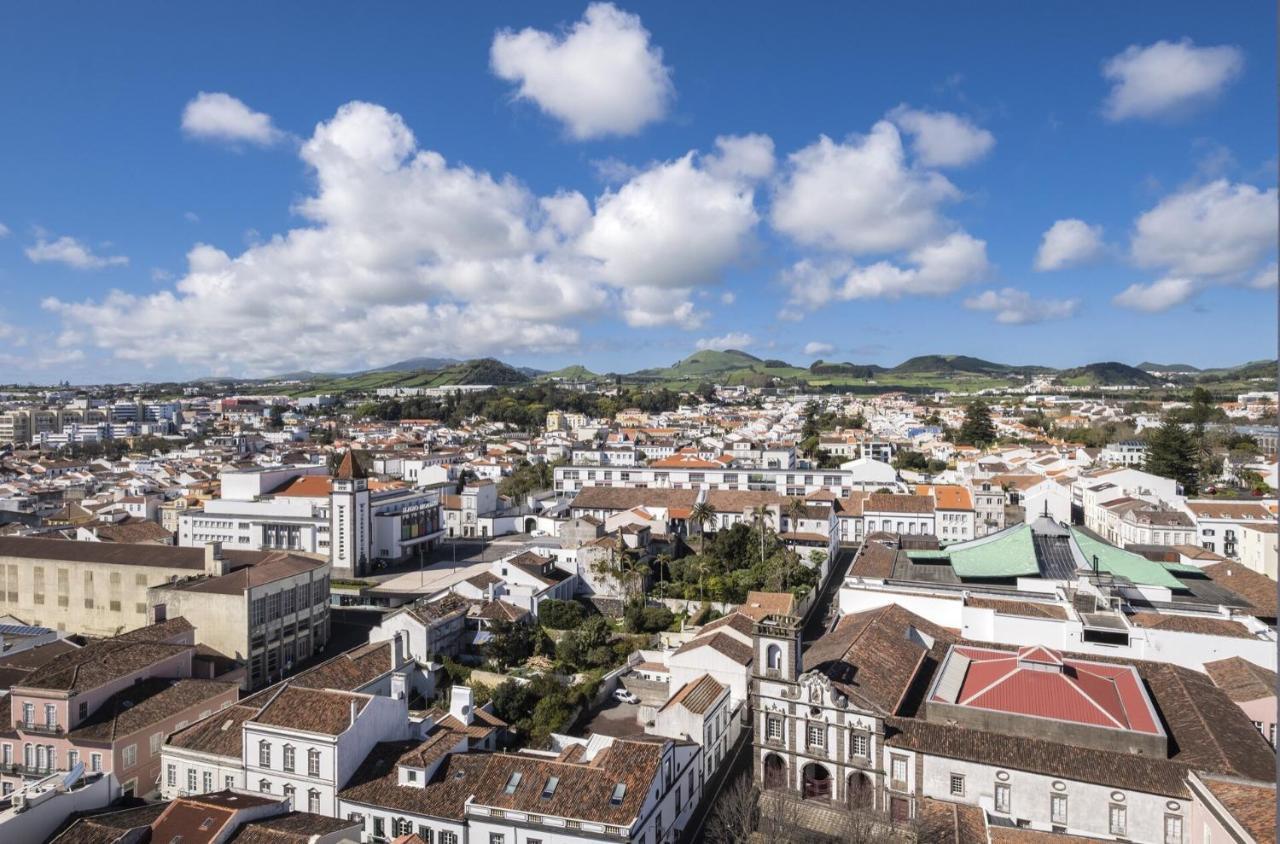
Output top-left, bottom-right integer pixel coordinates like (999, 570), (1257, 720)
(0, 1), (1275, 382)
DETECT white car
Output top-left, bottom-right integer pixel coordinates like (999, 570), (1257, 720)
(613, 689), (639, 704)
(530, 529), (548, 537)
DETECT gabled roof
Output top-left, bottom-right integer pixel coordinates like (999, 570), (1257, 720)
(660, 674), (726, 716)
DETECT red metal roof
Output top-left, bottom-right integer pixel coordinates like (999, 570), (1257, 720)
(938, 645), (1161, 736)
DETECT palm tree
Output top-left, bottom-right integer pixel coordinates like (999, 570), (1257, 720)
(785, 497), (808, 535)
(689, 501), (716, 554)
(750, 504), (772, 566)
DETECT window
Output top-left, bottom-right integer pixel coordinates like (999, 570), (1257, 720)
(489, 835), (505, 844)
(167, 764), (177, 787)
(308, 748), (321, 777)
(308, 789), (320, 813)
(949, 774), (964, 796)
(766, 644), (782, 672)
(21, 702), (33, 726)
(90, 753), (102, 772)
(417, 826), (434, 844)
(282, 744), (295, 773)
(187, 768), (197, 792)
(1109, 804), (1126, 836)
(850, 732), (869, 758)
(653, 812), (662, 843)
(68, 750), (78, 769)
(765, 715), (783, 742)
(1050, 794), (1067, 824)
(542, 775), (559, 798)
(225, 775), (235, 789)
(150, 732), (163, 754)
(440, 833), (457, 844)
(259, 779), (271, 794)
(122, 744), (137, 769)
(806, 722), (825, 749)
(258, 740), (270, 768)
(203, 771), (212, 793)
(994, 783), (1010, 813)
(0, 744), (8, 765)
(1164, 815), (1183, 844)
(78, 701), (88, 721)
(44, 704), (56, 727)
(890, 755), (908, 787)
(504, 771), (522, 794)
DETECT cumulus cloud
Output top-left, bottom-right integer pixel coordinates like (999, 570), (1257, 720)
(964, 287), (1080, 324)
(46, 102), (763, 375)
(1102, 39), (1244, 121)
(1113, 277), (1196, 312)
(772, 121), (960, 253)
(181, 92), (284, 146)
(705, 134), (775, 180)
(490, 2), (673, 139)
(695, 332), (753, 351)
(1131, 180), (1275, 279)
(888, 105), (995, 167)
(781, 232), (989, 307)
(26, 235), (128, 270)
(1246, 262), (1277, 290)
(1035, 219), (1104, 271)
(803, 341), (835, 356)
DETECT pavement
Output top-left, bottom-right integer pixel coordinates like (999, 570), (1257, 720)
(578, 698), (645, 738)
(802, 544), (857, 647)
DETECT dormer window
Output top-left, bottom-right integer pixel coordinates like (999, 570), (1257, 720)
(504, 772), (522, 794)
(541, 775), (559, 799)
(610, 783), (626, 805)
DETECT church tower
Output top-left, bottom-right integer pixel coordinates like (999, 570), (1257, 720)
(754, 614), (802, 682)
(331, 450), (370, 576)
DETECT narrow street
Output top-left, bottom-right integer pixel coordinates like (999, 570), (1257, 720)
(802, 544), (857, 647)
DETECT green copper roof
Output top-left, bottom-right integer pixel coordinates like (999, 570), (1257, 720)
(946, 523), (1041, 579)
(1069, 529), (1184, 589)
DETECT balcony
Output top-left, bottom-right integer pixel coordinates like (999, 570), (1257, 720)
(0, 762), (58, 777)
(17, 722), (64, 737)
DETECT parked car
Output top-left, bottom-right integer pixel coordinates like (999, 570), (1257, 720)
(613, 689), (639, 704)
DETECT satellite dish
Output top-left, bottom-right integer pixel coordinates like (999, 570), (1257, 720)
(62, 762), (85, 787)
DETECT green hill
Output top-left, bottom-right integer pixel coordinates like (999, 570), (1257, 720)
(1057, 362), (1161, 387)
(889, 355), (1048, 376)
(538, 364), (599, 381)
(635, 349), (764, 380)
(1137, 361), (1200, 373)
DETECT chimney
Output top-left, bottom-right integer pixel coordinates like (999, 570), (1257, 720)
(204, 542), (228, 577)
(393, 630), (406, 667)
(349, 698), (359, 727)
(449, 685), (474, 726)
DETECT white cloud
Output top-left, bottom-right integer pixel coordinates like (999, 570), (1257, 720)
(490, 2), (673, 139)
(803, 341), (835, 356)
(964, 287), (1080, 324)
(771, 121), (960, 253)
(1035, 219), (1104, 271)
(47, 101), (760, 375)
(26, 235), (128, 270)
(719, 291), (736, 305)
(695, 332), (753, 351)
(888, 105), (995, 167)
(783, 232), (989, 309)
(1113, 277), (1196, 312)
(1246, 262), (1277, 290)
(578, 139), (766, 295)
(0, 222), (9, 238)
(181, 92), (284, 146)
(1102, 39), (1244, 121)
(1131, 180), (1276, 278)
(705, 134), (775, 180)
(183, 211), (200, 223)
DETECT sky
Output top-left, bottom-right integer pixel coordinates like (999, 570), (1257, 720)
(0, 1), (1275, 383)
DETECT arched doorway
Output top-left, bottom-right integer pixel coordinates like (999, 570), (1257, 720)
(847, 772), (873, 809)
(763, 754), (787, 790)
(524, 517), (537, 533)
(802, 763), (832, 800)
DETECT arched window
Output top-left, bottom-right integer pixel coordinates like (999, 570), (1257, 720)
(766, 644), (782, 671)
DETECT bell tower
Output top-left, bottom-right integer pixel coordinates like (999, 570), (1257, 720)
(754, 614), (802, 683)
(331, 450), (370, 576)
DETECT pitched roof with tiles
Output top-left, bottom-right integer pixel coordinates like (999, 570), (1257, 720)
(1197, 774), (1277, 844)
(1203, 656), (1278, 703)
(1126, 611), (1257, 639)
(865, 493), (935, 514)
(69, 678), (236, 742)
(673, 631), (753, 665)
(250, 686), (370, 736)
(660, 674), (727, 716)
(1201, 562), (1279, 618)
(570, 487), (698, 513)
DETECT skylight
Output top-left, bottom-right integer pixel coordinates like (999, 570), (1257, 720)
(610, 783), (626, 805)
(504, 772), (523, 794)
(542, 775), (559, 799)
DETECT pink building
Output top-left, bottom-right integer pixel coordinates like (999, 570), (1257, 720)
(0, 617), (238, 798)
(1204, 656), (1278, 747)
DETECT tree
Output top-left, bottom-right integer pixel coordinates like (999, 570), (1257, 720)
(689, 501), (716, 553)
(538, 599), (585, 630)
(490, 680), (538, 725)
(482, 619), (536, 669)
(958, 400), (996, 447)
(785, 497), (809, 533)
(1144, 419), (1200, 494)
